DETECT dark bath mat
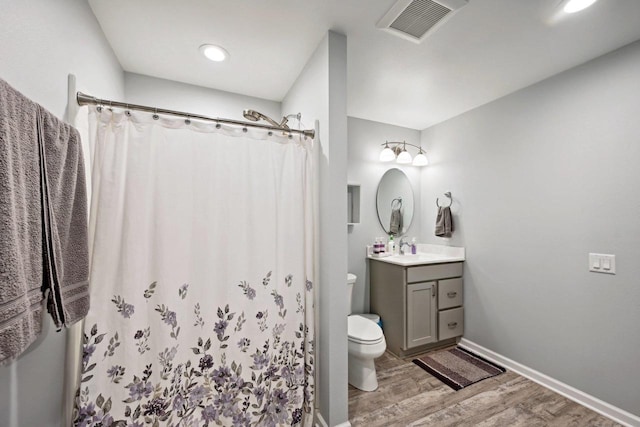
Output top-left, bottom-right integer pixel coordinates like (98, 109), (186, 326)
(413, 346), (506, 391)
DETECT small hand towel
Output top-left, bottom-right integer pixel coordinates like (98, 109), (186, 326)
(390, 207), (403, 235)
(435, 206), (453, 237)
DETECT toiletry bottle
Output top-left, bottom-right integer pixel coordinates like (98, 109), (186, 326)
(388, 235), (394, 254)
(379, 237), (385, 253)
(411, 237), (417, 255)
(373, 238), (380, 255)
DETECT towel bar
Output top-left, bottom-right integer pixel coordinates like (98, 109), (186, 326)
(436, 192), (452, 208)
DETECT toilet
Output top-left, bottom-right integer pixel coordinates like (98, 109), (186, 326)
(347, 273), (387, 391)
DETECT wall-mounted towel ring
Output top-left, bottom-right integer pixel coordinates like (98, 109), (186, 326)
(436, 192), (452, 208)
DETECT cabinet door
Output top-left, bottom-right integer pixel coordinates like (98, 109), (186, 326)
(406, 281), (437, 348)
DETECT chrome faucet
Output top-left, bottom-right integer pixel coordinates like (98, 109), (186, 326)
(399, 237), (411, 255)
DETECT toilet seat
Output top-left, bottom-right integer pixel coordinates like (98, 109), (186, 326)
(348, 315), (384, 345)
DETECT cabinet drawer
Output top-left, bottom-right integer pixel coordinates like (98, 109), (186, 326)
(438, 307), (464, 341)
(438, 278), (463, 310)
(407, 262), (462, 283)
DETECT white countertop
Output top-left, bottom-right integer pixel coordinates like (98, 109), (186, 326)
(368, 244), (465, 266)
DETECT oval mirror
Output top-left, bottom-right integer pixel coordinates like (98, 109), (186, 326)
(376, 168), (414, 236)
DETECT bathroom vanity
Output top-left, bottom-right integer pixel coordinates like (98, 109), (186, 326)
(368, 245), (465, 357)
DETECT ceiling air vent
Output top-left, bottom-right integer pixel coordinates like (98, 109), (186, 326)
(377, 0), (468, 43)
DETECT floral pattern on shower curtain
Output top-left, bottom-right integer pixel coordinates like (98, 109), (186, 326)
(73, 106), (315, 427)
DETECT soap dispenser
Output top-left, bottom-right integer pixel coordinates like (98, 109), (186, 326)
(388, 235), (395, 254)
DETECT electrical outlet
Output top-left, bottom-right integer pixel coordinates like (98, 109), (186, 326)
(589, 253), (616, 275)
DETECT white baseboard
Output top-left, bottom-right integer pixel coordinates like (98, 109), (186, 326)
(315, 412), (351, 427)
(315, 412), (329, 427)
(459, 338), (640, 427)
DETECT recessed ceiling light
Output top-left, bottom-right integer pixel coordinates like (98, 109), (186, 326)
(563, 0), (598, 13)
(199, 44), (229, 62)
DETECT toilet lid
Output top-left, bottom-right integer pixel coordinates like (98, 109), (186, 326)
(348, 315), (383, 344)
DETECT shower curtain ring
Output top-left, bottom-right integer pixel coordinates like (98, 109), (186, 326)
(153, 108), (159, 120)
(185, 115), (191, 125)
(125, 104), (131, 116)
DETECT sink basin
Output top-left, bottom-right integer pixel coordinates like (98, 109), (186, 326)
(384, 253), (448, 265)
(368, 245), (465, 266)
(396, 253), (437, 260)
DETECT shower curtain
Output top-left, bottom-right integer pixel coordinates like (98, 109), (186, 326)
(73, 107), (315, 426)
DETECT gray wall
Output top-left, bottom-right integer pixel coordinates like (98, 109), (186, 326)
(0, 1), (125, 426)
(347, 117), (422, 315)
(283, 31), (350, 426)
(420, 40), (640, 416)
(124, 73), (281, 123)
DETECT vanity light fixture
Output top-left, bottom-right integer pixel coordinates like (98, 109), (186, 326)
(199, 44), (229, 62)
(379, 142), (397, 162)
(379, 141), (429, 167)
(396, 143), (413, 164)
(563, 0), (598, 13)
(412, 147), (429, 166)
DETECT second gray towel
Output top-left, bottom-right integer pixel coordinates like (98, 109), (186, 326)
(435, 206), (453, 237)
(37, 105), (90, 330)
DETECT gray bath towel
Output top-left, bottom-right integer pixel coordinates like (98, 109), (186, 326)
(0, 79), (45, 364)
(37, 105), (90, 329)
(0, 79), (89, 364)
(435, 206), (453, 237)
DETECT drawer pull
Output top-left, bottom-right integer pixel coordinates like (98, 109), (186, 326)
(448, 322), (458, 329)
(447, 291), (457, 298)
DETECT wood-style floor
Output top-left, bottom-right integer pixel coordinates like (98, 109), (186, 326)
(348, 350), (621, 426)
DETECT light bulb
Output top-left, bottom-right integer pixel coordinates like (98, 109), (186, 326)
(563, 0), (598, 13)
(199, 44), (229, 62)
(412, 152), (429, 166)
(396, 149), (412, 164)
(379, 146), (396, 162)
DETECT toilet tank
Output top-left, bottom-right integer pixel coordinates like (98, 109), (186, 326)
(347, 273), (356, 315)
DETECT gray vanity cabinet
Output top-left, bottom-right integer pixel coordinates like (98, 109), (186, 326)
(370, 259), (464, 357)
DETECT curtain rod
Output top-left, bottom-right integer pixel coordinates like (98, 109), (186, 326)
(76, 92), (315, 139)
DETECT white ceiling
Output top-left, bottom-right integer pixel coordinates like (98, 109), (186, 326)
(89, 0), (640, 130)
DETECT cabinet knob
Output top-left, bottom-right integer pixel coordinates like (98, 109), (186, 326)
(448, 322), (458, 329)
(447, 291), (457, 298)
